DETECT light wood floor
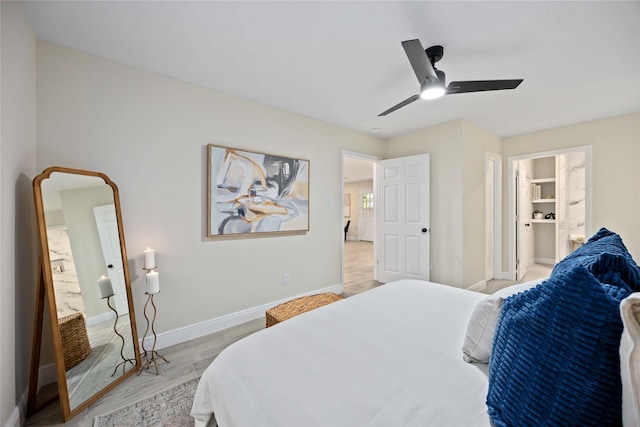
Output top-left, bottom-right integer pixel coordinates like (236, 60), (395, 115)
(343, 240), (381, 296)
(483, 263), (553, 294)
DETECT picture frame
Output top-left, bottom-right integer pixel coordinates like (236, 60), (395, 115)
(207, 144), (310, 238)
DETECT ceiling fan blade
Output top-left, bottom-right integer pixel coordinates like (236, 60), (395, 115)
(378, 94), (420, 116)
(446, 79), (523, 95)
(402, 39), (438, 83)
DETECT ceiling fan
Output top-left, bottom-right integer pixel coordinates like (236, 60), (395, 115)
(379, 39), (523, 116)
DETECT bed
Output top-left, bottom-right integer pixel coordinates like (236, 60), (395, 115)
(192, 228), (640, 427)
(192, 280), (491, 426)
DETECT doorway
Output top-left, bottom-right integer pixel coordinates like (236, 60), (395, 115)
(342, 151), (432, 293)
(508, 146), (592, 281)
(342, 152), (377, 295)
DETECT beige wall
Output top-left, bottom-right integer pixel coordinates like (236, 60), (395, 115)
(385, 120), (465, 286)
(502, 112), (640, 270)
(36, 41), (385, 338)
(461, 121), (502, 286)
(0, 2), (38, 426)
(385, 119), (502, 287)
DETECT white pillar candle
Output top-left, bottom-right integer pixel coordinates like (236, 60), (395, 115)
(143, 247), (156, 269)
(98, 276), (114, 298)
(146, 271), (160, 294)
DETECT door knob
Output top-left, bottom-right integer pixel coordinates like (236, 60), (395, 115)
(107, 264), (114, 269)
(422, 228), (428, 233)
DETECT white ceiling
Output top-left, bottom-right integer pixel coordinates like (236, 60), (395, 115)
(22, 1), (640, 140)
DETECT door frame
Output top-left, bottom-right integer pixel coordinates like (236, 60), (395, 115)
(507, 145), (592, 280)
(515, 160), (531, 281)
(484, 151), (502, 281)
(342, 150), (380, 288)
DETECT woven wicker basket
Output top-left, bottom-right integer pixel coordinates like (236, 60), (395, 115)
(265, 292), (343, 327)
(58, 312), (91, 371)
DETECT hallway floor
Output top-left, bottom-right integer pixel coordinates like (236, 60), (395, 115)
(484, 263), (553, 294)
(343, 240), (380, 296)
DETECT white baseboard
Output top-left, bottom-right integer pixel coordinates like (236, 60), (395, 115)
(4, 404), (21, 427)
(86, 310), (116, 327)
(466, 280), (487, 292)
(38, 362), (58, 390)
(535, 258), (555, 265)
(18, 284), (345, 426)
(141, 283), (344, 350)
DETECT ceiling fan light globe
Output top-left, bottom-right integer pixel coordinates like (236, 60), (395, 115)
(420, 86), (445, 100)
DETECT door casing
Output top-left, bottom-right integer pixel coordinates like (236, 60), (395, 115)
(507, 145), (592, 281)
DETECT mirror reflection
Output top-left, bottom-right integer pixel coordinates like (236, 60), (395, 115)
(37, 169), (139, 415)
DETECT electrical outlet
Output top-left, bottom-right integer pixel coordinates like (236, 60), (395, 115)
(283, 273), (290, 285)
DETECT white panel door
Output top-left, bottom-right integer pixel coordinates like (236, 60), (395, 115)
(94, 204), (128, 314)
(358, 189), (375, 241)
(377, 154), (430, 283)
(516, 163), (530, 281)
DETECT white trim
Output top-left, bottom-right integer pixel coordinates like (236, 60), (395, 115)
(35, 286), (346, 403)
(466, 280), (487, 292)
(507, 145), (592, 281)
(15, 362), (60, 417)
(141, 283), (344, 350)
(4, 405), (21, 427)
(85, 309), (116, 327)
(535, 258), (555, 265)
(484, 151), (502, 281)
(37, 362), (57, 390)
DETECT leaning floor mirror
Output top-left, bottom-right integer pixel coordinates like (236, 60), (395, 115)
(28, 166), (140, 421)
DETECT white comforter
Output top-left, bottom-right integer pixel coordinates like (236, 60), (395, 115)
(192, 280), (491, 426)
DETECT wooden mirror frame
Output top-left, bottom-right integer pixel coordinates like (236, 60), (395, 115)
(27, 166), (141, 421)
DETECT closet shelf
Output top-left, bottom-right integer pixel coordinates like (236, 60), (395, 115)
(531, 219), (556, 224)
(531, 178), (556, 184)
(531, 199), (556, 203)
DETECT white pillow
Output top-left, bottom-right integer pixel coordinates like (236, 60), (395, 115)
(462, 279), (543, 364)
(620, 293), (640, 427)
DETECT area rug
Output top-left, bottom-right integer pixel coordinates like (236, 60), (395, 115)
(94, 376), (199, 427)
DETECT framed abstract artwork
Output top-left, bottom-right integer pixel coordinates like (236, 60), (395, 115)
(207, 144), (310, 237)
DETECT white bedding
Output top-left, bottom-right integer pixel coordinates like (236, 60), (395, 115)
(192, 280), (491, 426)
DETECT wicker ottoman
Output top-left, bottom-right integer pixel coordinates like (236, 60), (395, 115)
(265, 292), (343, 327)
(58, 312), (92, 371)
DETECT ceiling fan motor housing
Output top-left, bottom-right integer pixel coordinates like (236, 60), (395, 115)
(426, 45), (444, 65)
